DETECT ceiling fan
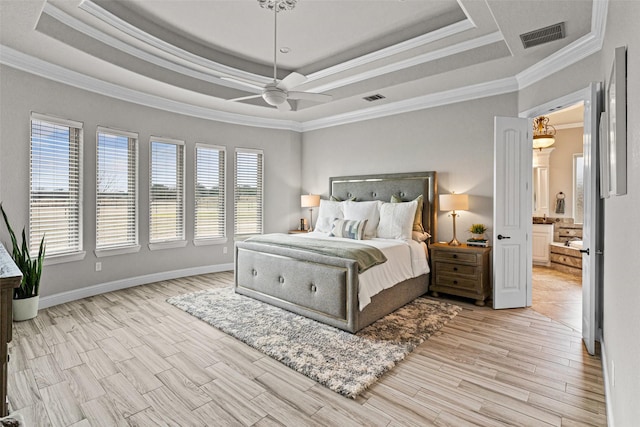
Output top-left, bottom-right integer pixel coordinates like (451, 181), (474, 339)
(227, 0), (332, 111)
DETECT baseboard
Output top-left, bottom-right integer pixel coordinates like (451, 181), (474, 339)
(599, 336), (615, 427)
(38, 263), (234, 309)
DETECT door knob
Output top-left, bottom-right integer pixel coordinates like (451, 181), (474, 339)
(580, 248), (590, 255)
(497, 234), (511, 240)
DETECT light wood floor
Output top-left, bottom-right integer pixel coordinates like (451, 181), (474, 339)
(532, 266), (583, 332)
(7, 271), (607, 426)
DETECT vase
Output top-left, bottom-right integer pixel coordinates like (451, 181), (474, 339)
(13, 295), (39, 321)
(471, 233), (486, 240)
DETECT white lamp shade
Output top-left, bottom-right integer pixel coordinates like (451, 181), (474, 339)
(532, 136), (555, 149)
(439, 194), (469, 211)
(301, 194), (320, 208)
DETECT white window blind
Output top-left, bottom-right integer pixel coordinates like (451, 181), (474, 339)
(149, 138), (185, 243)
(96, 128), (138, 250)
(234, 148), (263, 236)
(195, 144), (226, 241)
(30, 113), (83, 256)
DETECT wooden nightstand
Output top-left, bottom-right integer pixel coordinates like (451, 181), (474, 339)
(429, 242), (492, 306)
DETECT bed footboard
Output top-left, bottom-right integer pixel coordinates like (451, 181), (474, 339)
(235, 241), (361, 332)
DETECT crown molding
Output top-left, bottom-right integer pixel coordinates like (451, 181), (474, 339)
(0, 46), (302, 131)
(78, 0), (272, 87)
(516, 0), (608, 90)
(301, 77), (518, 132)
(310, 31), (504, 94)
(305, 19), (476, 84)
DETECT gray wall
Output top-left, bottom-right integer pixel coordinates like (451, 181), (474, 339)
(301, 94), (518, 243)
(0, 66), (302, 298)
(519, 2), (640, 424)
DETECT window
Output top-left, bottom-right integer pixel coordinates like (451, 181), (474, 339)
(149, 138), (185, 246)
(96, 127), (139, 254)
(195, 144), (226, 243)
(234, 148), (263, 236)
(30, 113), (83, 258)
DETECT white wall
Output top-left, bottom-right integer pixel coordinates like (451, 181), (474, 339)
(301, 94), (518, 243)
(0, 66), (302, 299)
(519, 2), (640, 424)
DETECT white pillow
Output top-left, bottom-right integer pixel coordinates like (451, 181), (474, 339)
(377, 200), (418, 240)
(315, 199), (343, 233)
(343, 201), (381, 238)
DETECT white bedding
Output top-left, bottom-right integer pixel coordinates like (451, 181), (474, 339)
(298, 232), (429, 310)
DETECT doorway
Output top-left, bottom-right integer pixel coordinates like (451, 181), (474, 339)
(531, 103), (585, 331)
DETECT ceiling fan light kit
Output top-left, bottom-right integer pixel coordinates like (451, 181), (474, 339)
(227, 0), (332, 111)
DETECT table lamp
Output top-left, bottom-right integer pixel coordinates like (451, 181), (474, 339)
(439, 193), (469, 246)
(301, 194), (320, 231)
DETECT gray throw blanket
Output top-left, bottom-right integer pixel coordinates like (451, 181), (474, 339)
(246, 233), (387, 273)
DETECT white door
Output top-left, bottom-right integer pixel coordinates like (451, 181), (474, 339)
(581, 83), (602, 355)
(493, 117), (532, 309)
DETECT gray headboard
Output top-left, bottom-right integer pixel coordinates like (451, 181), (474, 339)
(329, 171), (438, 243)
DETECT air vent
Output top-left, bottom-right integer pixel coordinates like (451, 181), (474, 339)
(520, 22), (566, 49)
(363, 94), (386, 102)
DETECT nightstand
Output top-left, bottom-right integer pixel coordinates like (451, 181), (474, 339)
(429, 242), (492, 306)
(288, 230), (309, 234)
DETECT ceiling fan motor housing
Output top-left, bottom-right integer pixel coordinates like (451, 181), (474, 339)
(263, 84), (287, 106)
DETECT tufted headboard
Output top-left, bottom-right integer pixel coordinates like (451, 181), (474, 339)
(329, 171), (438, 243)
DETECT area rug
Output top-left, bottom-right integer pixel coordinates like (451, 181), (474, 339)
(167, 287), (461, 398)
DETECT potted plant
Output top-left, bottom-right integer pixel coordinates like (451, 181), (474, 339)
(1, 204), (45, 321)
(468, 224), (488, 240)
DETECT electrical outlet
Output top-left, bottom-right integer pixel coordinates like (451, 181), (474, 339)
(223, 247), (228, 254)
(95, 262), (102, 272)
(611, 360), (615, 387)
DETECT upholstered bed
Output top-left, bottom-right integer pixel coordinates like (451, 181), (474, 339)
(234, 171), (437, 333)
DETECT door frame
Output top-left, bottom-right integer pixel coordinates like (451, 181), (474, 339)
(519, 86), (603, 348)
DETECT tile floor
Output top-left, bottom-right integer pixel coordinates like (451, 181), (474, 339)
(532, 265), (582, 331)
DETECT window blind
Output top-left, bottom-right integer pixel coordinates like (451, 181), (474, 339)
(195, 144), (226, 240)
(96, 128), (138, 250)
(234, 148), (263, 236)
(29, 114), (83, 256)
(149, 138), (185, 243)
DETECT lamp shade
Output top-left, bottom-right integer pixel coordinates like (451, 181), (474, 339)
(439, 194), (469, 211)
(301, 194), (320, 208)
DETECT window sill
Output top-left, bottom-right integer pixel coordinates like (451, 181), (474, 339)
(148, 240), (188, 251)
(193, 238), (228, 247)
(44, 251), (86, 266)
(95, 245), (141, 258)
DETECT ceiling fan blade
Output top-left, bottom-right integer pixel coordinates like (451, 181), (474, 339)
(228, 94), (262, 102)
(277, 72), (307, 91)
(277, 100), (292, 112)
(287, 91), (332, 103)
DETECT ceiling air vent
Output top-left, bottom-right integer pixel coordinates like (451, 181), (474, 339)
(363, 94), (386, 102)
(520, 22), (566, 49)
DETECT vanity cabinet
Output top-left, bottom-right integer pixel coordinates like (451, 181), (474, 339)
(532, 224), (553, 266)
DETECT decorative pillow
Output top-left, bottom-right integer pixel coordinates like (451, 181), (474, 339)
(377, 200), (418, 240)
(391, 194), (425, 233)
(329, 219), (367, 240)
(343, 200), (381, 238)
(330, 195), (356, 202)
(315, 199), (344, 233)
(412, 230), (431, 242)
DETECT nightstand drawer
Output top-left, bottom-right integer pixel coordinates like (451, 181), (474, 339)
(435, 274), (478, 291)
(435, 261), (476, 276)
(432, 251), (476, 264)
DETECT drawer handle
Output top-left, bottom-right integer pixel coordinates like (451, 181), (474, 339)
(452, 254), (458, 259)
(453, 267), (458, 271)
(453, 280), (458, 285)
